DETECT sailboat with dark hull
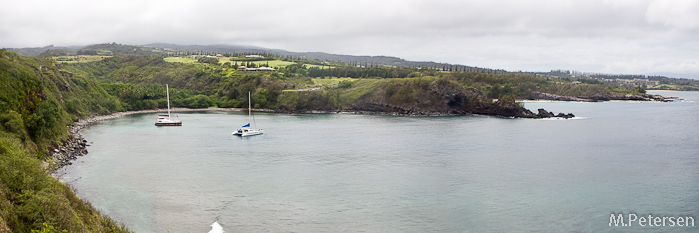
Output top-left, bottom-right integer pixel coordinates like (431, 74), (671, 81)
(155, 84), (182, 126)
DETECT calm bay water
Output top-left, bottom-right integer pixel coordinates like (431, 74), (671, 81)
(57, 90), (699, 232)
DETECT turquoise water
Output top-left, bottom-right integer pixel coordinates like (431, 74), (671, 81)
(58, 91), (699, 232)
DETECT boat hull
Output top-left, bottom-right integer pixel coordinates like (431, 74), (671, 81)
(233, 128), (263, 137)
(155, 114), (181, 126)
(242, 130), (263, 137)
(155, 122), (182, 126)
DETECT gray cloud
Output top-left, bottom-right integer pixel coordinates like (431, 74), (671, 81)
(1, 0), (698, 78)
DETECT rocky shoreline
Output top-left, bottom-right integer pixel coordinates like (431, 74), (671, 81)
(535, 109), (575, 119)
(49, 133), (88, 168)
(274, 106), (574, 119)
(48, 101), (584, 170)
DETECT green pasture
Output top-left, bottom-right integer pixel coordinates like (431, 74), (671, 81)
(306, 64), (334, 69)
(226, 59), (296, 68)
(52, 55), (111, 63)
(312, 77), (355, 88)
(280, 77), (356, 92)
(164, 56), (199, 64)
(164, 56), (334, 69)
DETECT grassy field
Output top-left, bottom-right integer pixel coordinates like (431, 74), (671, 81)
(166, 56), (296, 67)
(312, 77), (355, 88)
(163, 56), (199, 64)
(647, 84), (679, 89)
(339, 78), (382, 103)
(164, 56), (335, 69)
(647, 84), (699, 91)
(51, 55), (112, 63)
(281, 77), (356, 92)
(306, 64), (333, 69)
(228, 59), (296, 67)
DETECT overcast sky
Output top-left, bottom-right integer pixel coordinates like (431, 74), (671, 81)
(1, 0), (698, 79)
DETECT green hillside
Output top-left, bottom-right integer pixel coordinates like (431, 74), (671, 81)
(0, 49), (129, 232)
(58, 54), (548, 116)
(59, 51), (655, 114)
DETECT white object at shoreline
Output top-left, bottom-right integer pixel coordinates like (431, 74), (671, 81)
(208, 221), (224, 233)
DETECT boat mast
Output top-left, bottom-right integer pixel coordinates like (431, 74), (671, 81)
(248, 91), (251, 125)
(166, 84), (171, 119)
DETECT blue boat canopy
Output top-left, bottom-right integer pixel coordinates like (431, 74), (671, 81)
(242, 123), (250, 127)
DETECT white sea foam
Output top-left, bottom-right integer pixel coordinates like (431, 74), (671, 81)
(208, 221), (224, 233)
(538, 116), (587, 120)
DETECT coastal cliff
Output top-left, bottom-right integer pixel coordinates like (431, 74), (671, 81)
(278, 77), (570, 118)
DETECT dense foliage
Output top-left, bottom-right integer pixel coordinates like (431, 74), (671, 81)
(443, 72), (630, 99)
(0, 50), (130, 232)
(308, 66), (419, 79)
(63, 56), (298, 110)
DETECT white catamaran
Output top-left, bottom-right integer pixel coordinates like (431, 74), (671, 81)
(232, 92), (263, 136)
(155, 84), (182, 126)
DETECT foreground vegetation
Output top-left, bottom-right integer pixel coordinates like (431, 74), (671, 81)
(0, 50), (130, 232)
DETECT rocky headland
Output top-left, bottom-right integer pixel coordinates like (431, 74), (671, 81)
(277, 80), (572, 119)
(530, 91), (679, 102)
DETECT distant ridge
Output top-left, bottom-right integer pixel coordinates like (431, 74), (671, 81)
(5, 43), (490, 72)
(147, 43), (487, 71)
(4, 43), (696, 81)
(4, 45), (81, 57)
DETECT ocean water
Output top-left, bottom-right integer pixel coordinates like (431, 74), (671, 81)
(57, 90), (699, 232)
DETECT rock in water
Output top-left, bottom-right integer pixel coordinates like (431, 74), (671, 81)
(537, 108), (554, 118)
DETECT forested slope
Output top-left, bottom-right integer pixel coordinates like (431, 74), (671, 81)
(0, 49), (130, 232)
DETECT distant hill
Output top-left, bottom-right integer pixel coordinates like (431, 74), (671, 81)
(4, 45), (81, 57)
(6, 43), (492, 72)
(531, 70), (699, 91)
(5, 43), (698, 85)
(148, 43), (493, 72)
